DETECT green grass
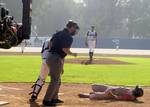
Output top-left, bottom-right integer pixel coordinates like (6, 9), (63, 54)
(0, 55), (150, 86)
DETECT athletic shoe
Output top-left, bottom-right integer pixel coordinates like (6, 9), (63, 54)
(78, 93), (90, 98)
(51, 99), (64, 103)
(29, 95), (37, 102)
(42, 100), (56, 106)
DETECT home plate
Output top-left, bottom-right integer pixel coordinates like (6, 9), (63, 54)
(58, 93), (64, 96)
(0, 101), (9, 105)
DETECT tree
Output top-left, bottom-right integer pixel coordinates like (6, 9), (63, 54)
(125, 0), (150, 37)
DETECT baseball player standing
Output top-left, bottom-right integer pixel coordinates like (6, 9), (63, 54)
(86, 26), (97, 62)
(29, 39), (51, 102)
(20, 40), (28, 54)
(21, 39), (31, 54)
(42, 20), (79, 106)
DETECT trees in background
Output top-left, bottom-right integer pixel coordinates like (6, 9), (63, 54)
(3, 0), (150, 38)
(126, 0), (150, 38)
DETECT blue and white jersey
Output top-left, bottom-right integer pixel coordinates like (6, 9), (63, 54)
(41, 39), (50, 59)
(87, 30), (97, 41)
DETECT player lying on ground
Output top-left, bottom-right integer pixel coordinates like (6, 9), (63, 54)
(78, 84), (143, 101)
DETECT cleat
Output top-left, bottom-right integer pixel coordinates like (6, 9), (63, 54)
(51, 99), (64, 103)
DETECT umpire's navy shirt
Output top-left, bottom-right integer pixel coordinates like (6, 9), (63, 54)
(49, 28), (73, 58)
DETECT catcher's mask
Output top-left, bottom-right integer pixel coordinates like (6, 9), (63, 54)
(132, 85), (144, 97)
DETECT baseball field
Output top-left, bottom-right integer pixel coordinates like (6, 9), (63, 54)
(0, 53), (150, 107)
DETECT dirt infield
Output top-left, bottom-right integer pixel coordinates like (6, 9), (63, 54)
(65, 58), (132, 65)
(0, 52), (132, 65)
(0, 83), (149, 107)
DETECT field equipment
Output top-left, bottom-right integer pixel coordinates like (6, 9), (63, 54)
(0, 0), (32, 49)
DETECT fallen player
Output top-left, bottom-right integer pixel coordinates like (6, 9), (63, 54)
(78, 84), (143, 101)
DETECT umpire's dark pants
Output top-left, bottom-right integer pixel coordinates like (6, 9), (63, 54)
(44, 52), (63, 101)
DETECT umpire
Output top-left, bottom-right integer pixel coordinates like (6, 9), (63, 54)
(43, 20), (79, 106)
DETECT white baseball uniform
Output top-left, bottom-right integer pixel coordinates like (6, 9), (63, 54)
(40, 39), (50, 80)
(31, 39), (50, 98)
(87, 30), (97, 52)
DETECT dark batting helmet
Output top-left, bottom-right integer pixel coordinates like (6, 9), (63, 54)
(132, 85), (144, 97)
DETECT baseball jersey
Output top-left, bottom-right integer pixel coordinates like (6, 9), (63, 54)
(87, 30), (97, 41)
(41, 39), (50, 59)
(111, 87), (135, 101)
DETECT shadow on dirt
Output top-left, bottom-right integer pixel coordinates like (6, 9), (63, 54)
(29, 101), (57, 107)
(104, 99), (144, 104)
(29, 102), (41, 107)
